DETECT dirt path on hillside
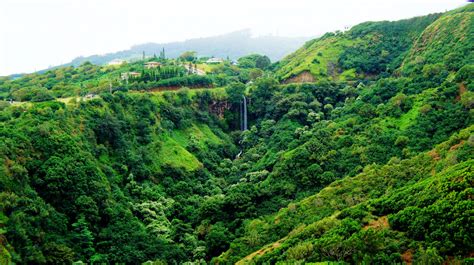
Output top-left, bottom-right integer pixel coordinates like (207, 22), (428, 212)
(236, 237), (287, 265)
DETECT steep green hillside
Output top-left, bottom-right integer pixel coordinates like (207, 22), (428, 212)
(276, 12), (442, 82)
(0, 91), (238, 263)
(275, 34), (356, 82)
(217, 126), (473, 264)
(401, 4), (474, 74)
(156, 124), (229, 172)
(208, 5), (474, 263)
(277, 4), (473, 83)
(211, 61), (472, 263)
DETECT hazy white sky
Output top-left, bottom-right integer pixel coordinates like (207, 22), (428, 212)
(0, 0), (467, 76)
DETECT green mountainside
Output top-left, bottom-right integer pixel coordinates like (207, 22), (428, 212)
(219, 126), (473, 264)
(0, 3), (473, 264)
(276, 4), (473, 84)
(401, 4), (474, 75)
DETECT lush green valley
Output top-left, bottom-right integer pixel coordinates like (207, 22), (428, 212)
(1, 4), (473, 265)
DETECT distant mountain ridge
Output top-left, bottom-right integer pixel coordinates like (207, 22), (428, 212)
(66, 30), (311, 67)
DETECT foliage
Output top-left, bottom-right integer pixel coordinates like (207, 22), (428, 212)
(238, 54), (271, 70)
(179, 51), (197, 62)
(1, 4), (473, 264)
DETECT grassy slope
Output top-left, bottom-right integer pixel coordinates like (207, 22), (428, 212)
(171, 124), (223, 149)
(155, 136), (203, 172)
(275, 10), (445, 82)
(276, 36), (356, 81)
(380, 88), (436, 131)
(401, 4), (474, 74)
(156, 123), (230, 172)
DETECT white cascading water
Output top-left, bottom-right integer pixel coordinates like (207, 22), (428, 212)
(236, 95), (248, 159)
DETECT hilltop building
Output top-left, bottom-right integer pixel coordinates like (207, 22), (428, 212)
(121, 72), (141, 80)
(144, 61), (161, 69)
(206, 57), (224, 64)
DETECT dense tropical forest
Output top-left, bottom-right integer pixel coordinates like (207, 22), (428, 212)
(0, 3), (473, 264)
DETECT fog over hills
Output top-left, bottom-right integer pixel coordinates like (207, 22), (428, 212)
(65, 30), (311, 67)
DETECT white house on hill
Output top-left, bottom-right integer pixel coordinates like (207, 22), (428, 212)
(206, 57), (224, 64)
(121, 72), (141, 80)
(144, 61), (161, 69)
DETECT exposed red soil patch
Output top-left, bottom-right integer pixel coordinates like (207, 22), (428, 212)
(401, 249), (413, 265)
(237, 237), (287, 264)
(456, 83), (467, 101)
(283, 71), (315, 84)
(449, 140), (465, 152)
(363, 216), (389, 230)
(428, 150), (441, 161)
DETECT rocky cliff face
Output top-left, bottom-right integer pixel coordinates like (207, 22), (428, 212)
(209, 100), (231, 118)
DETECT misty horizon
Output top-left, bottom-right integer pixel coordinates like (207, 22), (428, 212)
(0, 0), (468, 76)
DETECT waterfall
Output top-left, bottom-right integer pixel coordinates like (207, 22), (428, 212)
(236, 95), (248, 159)
(240, 97), (243, 131)
(242, 95), (248, 131)
(235, 149), (243, 159)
